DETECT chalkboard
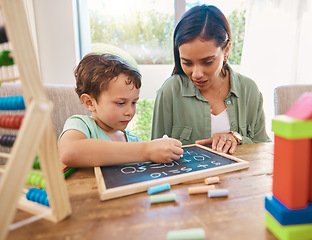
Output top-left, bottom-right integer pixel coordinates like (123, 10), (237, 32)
(94, 144), (249, 201)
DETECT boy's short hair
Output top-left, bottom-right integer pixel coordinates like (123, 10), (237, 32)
(74, 53), (141, 101)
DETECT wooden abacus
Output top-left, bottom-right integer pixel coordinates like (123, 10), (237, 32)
(0, 1), (71, 239)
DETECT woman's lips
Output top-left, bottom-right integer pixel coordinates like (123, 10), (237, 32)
(193, 80), (208, 87)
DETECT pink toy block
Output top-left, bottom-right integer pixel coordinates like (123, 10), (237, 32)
(273, 135), (310, 209)
(310, 139), (312, 203)
(285, 92), (312, 120)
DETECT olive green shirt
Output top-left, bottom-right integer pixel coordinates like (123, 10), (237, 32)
(151, 66), (271, 145)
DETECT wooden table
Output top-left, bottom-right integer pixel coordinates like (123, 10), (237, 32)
(7, 143), (276, 240)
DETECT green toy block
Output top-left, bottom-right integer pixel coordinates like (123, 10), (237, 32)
(266, 212), (312, 240)
(272, 115), (312, 139)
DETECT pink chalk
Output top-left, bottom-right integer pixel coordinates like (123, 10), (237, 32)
(285, 92), (312, 120)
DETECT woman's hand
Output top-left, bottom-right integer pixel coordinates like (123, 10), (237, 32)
(195, 133), (238, 154)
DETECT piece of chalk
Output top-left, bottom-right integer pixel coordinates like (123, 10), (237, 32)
(148, 183), (171, 194)
(208, 189), (229, 198)
(167, 228), (205, 240)
(204, 176), (220, 185)
(188, 185), (215, 195)
(150, 193), (176, 204)
(163, 135), (183, 157)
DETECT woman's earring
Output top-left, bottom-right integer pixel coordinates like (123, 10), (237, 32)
(221, 56), (228, 77)
(223, 56), (227, 66)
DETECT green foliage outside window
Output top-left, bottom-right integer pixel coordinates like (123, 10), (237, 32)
(90, 10), (174, 64)
(227, 8), (246, 65)
(90, 7), (246, 65)
(127, 99), (155, 142)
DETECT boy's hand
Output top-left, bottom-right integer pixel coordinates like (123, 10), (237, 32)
(146, 138), (183, 163)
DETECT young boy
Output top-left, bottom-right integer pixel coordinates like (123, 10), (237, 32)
(58, 53), (183, 167)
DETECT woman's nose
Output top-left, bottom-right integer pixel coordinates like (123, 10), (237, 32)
(191, 65), (203, 80)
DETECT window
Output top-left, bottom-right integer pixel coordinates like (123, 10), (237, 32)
(186, 0), (247, 65)
(87, 0), (175, 65)
(86, 0), (246, 65)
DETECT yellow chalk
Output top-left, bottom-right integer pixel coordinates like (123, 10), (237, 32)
(188, 185), (215, 195)
(204, 176), (220, 185)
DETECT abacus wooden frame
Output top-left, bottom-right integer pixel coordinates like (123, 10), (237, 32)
(0, 1), (71, 239)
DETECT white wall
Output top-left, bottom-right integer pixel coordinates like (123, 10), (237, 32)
(138, 64), (173, 99)
(33, 0), (79, 85)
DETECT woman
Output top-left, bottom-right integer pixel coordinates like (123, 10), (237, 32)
(151, 5), (270, 154)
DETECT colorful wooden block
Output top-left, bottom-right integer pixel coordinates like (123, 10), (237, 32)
(286, 93), (312, 120)
(272, 115), (312, 139)
(266, 212), (312, 240)
(310, 140), (312, 203)
(272, 135), (310, 209)
(265, 194), (312, 225)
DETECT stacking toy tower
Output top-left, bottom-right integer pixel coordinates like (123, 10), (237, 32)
(266, 92), (312, 239)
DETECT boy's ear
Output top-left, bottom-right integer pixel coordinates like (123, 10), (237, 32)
(80, 93), (96, 112)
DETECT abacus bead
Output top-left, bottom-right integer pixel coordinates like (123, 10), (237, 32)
(34, 173), (41, 186)
(9, 116), (15, 128)
(13, 96), (25, 110)
(14, 116), (20, 128)
(25, 173), (31, 185)
(27, 172), (36, 185)
(38, 191), (46, 205)
(40, 178), (46, 189)
(26, 188), (36, 201)
(34, 189), (44, 203)
(2, 134), (15, 147)
(33, 155), (40, 169)
(10, 135), (16, 146)
(44, 196), (49, 207)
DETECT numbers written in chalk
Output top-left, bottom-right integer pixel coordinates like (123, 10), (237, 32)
(120, 149), (222, 179)
(100, 145), (238, 189)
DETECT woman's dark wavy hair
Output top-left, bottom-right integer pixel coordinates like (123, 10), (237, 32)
(172, 5), (231, 77)
(74, 53), (141, 101)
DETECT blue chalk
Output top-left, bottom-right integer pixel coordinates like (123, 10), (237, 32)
(265, 194), (312, 225)
(148, 183), (171, 194)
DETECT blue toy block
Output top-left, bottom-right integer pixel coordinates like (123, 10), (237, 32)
(265, 194), (312, 225)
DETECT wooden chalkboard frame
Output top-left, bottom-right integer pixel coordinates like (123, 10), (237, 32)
(94, 144), (249, 201)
